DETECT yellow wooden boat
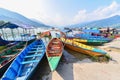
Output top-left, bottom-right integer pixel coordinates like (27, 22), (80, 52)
(60, 38), (107, 57)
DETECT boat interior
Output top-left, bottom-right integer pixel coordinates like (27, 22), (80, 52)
(47, 38), (63, 57)
(1, 40), (45, 80)
(0, 42), (26, 67)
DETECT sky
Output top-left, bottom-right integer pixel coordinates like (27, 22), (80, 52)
(0, 0), (120, 26)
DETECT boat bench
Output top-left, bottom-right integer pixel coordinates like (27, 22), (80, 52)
(52, 42), (59, 44)
(1, 54), (16, 58)
(31, 47), (44, 50)
(21, 60), (39, 64)
(49, 54), (60, 56)
(49, 50), (61, 53)
(28, 50), (44, 53)
(34, 45), (43, 47)
(24, 54), (42, 58)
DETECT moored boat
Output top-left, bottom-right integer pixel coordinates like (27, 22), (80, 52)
(0, 46), (6, 51)
(0, 38), (35, 78)
(46, 38), (63, 71)
(73, 38), (107, 46)
(0, 41), (27, 78)
(61, 38), (107, 57)
(75, 33), (113, 42)
(1, 39), (45, 80)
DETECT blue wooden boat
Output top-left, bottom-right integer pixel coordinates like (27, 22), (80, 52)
(0, 38), (35, 78)
(0, 41), (26, 78)
(75, 33), (113, 42)
(1, 39), (45, 80)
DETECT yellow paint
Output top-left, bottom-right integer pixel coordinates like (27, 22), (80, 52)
(60, 38), (94, 50)
(60, 37), (65, 42)
(73, 39), (87, 42)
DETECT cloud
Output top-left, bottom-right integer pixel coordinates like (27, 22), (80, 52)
(39, 1), (120, 26)
(0, 1), (120, 26)
(36, 12), (70, 26)
(72, 1), (120, 24)
(0, 0), (70, 26)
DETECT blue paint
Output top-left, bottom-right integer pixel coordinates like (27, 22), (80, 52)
(1, 39), (45, 80)
(93, 48), (107, 55)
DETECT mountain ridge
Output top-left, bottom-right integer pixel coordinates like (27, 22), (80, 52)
(70, 15), (120, 28)
(0, 8), (50, 27)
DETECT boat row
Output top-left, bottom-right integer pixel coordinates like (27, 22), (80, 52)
(0, 36), (108, 80)
(0, 38), (63, 80)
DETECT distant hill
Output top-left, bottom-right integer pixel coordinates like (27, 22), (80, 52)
(70, 15), (120, 28)
(0, 8), (50, 28)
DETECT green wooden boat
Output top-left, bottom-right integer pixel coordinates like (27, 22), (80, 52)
(0, 41), (27, 78)
(46, 38), (63, 71)
(0, 46), (6, 51)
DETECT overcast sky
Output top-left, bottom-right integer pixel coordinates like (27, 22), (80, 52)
(0, 0), (120, 26)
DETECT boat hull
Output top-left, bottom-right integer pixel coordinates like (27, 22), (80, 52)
(73, 38), (107, 46)
(65, 44), (103, 56)
(1, 39), (45, 80)
(60, 37), (106, 57)
(0, 39), (35, 78)
(48, 57), (61, 71)
(46, 38), (63, 71)
(0, 42), (26, 78)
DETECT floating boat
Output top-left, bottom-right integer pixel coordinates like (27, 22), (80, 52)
(46, 38), (63, 71)
(1, 39), (45, 80)
(61, 38), (107, 57)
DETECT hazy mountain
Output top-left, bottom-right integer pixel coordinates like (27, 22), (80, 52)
(0, 8), (50, 27)
(70, 15), (120, 28)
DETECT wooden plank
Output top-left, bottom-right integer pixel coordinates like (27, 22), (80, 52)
(1, 54), (16, 58)
(34, 45), (43, 47)
(28, 50), (44, 53)
(21, 60), (39, 64)
(24, 54), (42, 58)
(31, 47), (44, 49)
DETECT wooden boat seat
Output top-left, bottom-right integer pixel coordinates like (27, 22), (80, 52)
(50, 46), (60, 50)
(1, 54), (16, 58)
(48, 50), (55, 53)
(54, 46), (60, 49)
(49, 54), (60, 56)
(16, 49), (23, 51)
(48, 50), (61, 54)
(24, 54), (42, 58)
(31, 47), (44, 50)
(34, 45), (43, 47)
(28, 50), (43, 53)
(21, 60), (39, 64)
(52, 41), (59, 44)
